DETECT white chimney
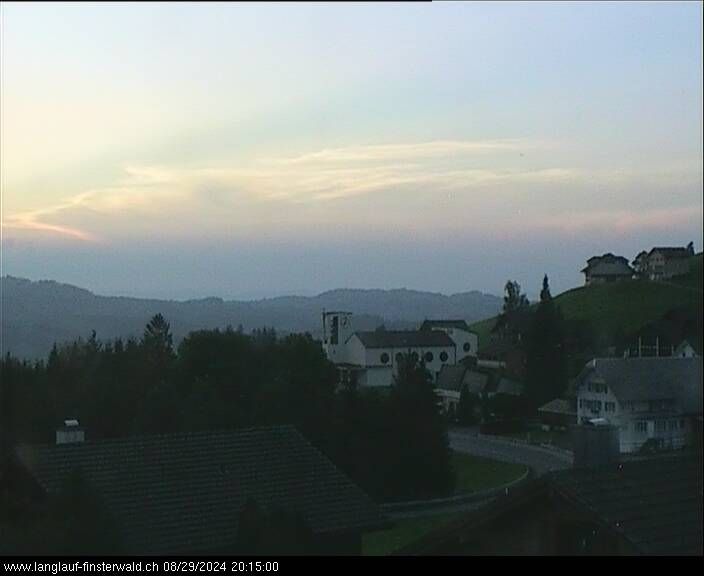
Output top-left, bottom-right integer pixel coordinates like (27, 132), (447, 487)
(56, 419), (85, 445)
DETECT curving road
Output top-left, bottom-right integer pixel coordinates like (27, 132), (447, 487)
(449, 428), (572, 477)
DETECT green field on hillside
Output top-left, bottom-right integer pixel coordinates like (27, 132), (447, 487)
(470, 257), (702, 349)
(551, 279), (701, 340)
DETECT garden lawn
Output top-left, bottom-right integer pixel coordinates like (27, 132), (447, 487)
(362, 512), (459, 556)
(452, 451), (528, 493)
(363, 452), (528, 555)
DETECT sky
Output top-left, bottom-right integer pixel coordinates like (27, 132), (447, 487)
(1, 2), (702, 300)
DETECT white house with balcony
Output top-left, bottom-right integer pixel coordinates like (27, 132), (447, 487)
(321, 311), (477, 388)
(575, 357), (702, 453)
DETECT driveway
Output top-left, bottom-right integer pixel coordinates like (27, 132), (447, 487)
(449, 428), (572, 477)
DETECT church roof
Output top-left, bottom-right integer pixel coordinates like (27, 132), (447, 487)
(353, 330), (455, 349)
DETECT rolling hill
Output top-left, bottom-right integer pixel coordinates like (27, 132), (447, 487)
(470, 255), (703, 349)
(0, 276), (502, 361)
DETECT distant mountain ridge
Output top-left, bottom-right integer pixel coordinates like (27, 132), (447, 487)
(0, 276), (502, 360)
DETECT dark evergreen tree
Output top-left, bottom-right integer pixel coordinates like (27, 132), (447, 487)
(385, 353), (454, 501)
(525, 275), (568, 407)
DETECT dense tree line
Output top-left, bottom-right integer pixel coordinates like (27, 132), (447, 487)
(1, 316), (453, 506)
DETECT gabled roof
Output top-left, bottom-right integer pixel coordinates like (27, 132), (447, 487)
(465, 370), (491, 395)
(577, 357), (702, 411)
(14, 426), (386, 554)
(420, 319), (471, 332)
(353, 330), (454, 349)
(485, 376), (524, 396)
(538, 398), (576, 416)
(436, 365), (467, 392)
(675, 339), (702, 356)
(583, 253), (630, 272)
(549, 454), (703, 555)
(648, 246), (691, 260)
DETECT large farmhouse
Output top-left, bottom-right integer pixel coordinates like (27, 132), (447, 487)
(321, 311), (477, 388)
(574, 357), (702, 453)
(581, 253), (634, 286)
(633, 244), (695, 281)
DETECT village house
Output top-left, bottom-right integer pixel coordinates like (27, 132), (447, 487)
(435, 364), (489, 418)
(581, 253), (634, 286)
(574, 357), (702, 453)
(538, 398), (577, 431)
(674, 339), (701, 359)
(5, 424), (387, 555)
(635, 244), (694, 281)
(321, 311), (477, 388)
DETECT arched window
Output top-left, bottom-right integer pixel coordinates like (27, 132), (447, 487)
(440, 351), (449, 362)
(380, 352), (389, 364)
(410, 352), (419, 362)
(395, 353), (404, 364)
(425, 351), (434, 363)
(463, 342), (471, 352)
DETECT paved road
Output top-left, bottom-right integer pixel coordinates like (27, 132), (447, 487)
(386, 496), (498, 520)
(450, 429), (572, 476)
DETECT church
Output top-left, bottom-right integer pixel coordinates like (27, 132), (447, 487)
(321, 311), (478, 388)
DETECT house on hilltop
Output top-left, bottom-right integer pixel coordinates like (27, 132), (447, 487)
(635, 243), (695, 281)
(581, 253), (634, 286)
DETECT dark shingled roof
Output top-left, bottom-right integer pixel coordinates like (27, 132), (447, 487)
(14, 426), (386, 555)
(648, 247), (692, 260)
(436, 365), (467, 392)
(420, 319), (472, 332)
(549, 454), (703, 555)
(485, 376), (524, 397)
(578, 357), (702, 412)
(582, 261), (634, 277)
(353, 330), (454, 349)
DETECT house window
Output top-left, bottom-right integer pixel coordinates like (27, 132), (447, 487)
(395, 353), (403, 364)
(440, 351), (448, 362)
(380, 352), (389, 364)
(425, 352), (434, 363)
(463, 342), (471, 352)
(410, 352), (419, 362)
(635, 421), (648, 434)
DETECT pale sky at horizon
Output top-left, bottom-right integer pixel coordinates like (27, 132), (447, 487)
(1, 2), (702, 300)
